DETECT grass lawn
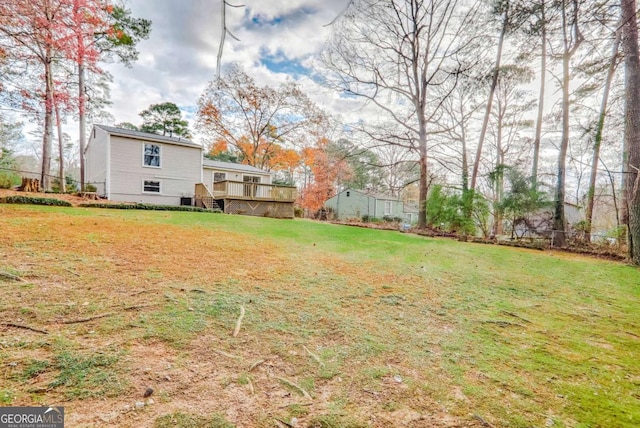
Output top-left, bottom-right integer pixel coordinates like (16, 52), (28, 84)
(0, 204), (638, 427)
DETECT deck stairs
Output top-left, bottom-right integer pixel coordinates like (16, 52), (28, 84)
(195, 183), (221, 211)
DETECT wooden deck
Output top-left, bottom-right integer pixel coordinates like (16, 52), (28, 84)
(212, 181), (296, 202)
(195, 182), (296, 218)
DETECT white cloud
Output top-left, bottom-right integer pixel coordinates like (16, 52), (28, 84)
(91, 0), (352, 142)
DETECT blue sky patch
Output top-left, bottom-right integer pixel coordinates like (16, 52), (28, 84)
(252, 15), (281, 25)
(259, 49), (311, 77)
(244, 6), (317, 29)
(180, 105), (198, 114)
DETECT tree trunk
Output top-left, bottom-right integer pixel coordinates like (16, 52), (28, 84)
(54, 95), (65, 193)
(470, 3), (508, 191)
(553, 51), (571, 248)
(415, 0), (431, 231)
(41, 52), (54, 192)
(493, 106), (504, 237)
(585, 28), (620, 242)
(217, 0), (227, 80)
(621, 116), (630, 251)
(622, 0), (640, 264)
(460, 96), (469, 194)
(418, 120), (428, 229)
(552, 0), (581, 248)
(600, 159), (622, 248)
(532, 0), (546, 190)
(79, 61), (87, 190)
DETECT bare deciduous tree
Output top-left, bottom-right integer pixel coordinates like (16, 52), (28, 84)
(551, 0), (583, 247)
(584, 21), (621, 242)
(321, 0), (480, 229)
(196, 64), (328, 170)
(471, 0), (511, 191)
(621, 0), (640, 263)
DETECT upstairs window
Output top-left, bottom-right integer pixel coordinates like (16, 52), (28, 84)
(214, 172), (226, 182)
(144, 143), (160, 167)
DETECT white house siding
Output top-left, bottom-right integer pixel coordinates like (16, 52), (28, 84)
(85, 126), (109, 195)
(203, 166), (271, 186)
(108, 136), (202, 205)
(203, 165), (272, 201)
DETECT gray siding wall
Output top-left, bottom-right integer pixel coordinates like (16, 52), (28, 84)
(373, 199), (404, 219)
(109, 136), (202, 205)
(325, 190), (372, 220)
(326, 190), (405, 220)
(85, 127), (109, 195)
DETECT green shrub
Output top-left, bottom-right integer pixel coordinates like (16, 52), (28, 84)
(51, 175), (77, 193)
(79, 202), (221, 213)
(0, 195), (72, 206)
(426, 185), (483, 235)
(0, 147), (21, 189)
(0, 172), (19, 189)
(494, 167), (550, 239)
(83, 184), (97, 192)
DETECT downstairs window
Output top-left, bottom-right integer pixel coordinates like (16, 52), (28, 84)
(143, 180), (161, 193)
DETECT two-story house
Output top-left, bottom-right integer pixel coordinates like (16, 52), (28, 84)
(85, 125), (296, 218)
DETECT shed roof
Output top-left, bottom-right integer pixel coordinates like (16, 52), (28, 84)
(338, 188), (401, 201)
(94, 124), (202, 149)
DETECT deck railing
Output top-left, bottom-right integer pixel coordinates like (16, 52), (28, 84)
(212, 181), (297, 202)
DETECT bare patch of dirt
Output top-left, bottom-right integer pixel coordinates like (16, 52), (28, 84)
(0, 203), (483, 427)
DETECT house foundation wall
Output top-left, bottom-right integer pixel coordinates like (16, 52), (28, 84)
(224, 199), (294, 218)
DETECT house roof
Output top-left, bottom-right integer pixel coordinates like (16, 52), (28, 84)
(370, 193), (401, 201)
(203, 159), (269, 175)
(94, 124), (202, 149)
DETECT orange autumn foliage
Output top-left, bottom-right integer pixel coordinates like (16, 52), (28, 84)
(298, 138), (352, 213)
(269, 146), (301, 172)
(206, 134), (301, 172)
(196, 65), (328, 171)
(232, 136), (301, 172)
(208, 139), (228, 156)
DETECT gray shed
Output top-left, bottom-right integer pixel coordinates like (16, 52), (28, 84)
(324, 188), (405, 221)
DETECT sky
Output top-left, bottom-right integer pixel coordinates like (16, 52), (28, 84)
(98, 0), (353, 146)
